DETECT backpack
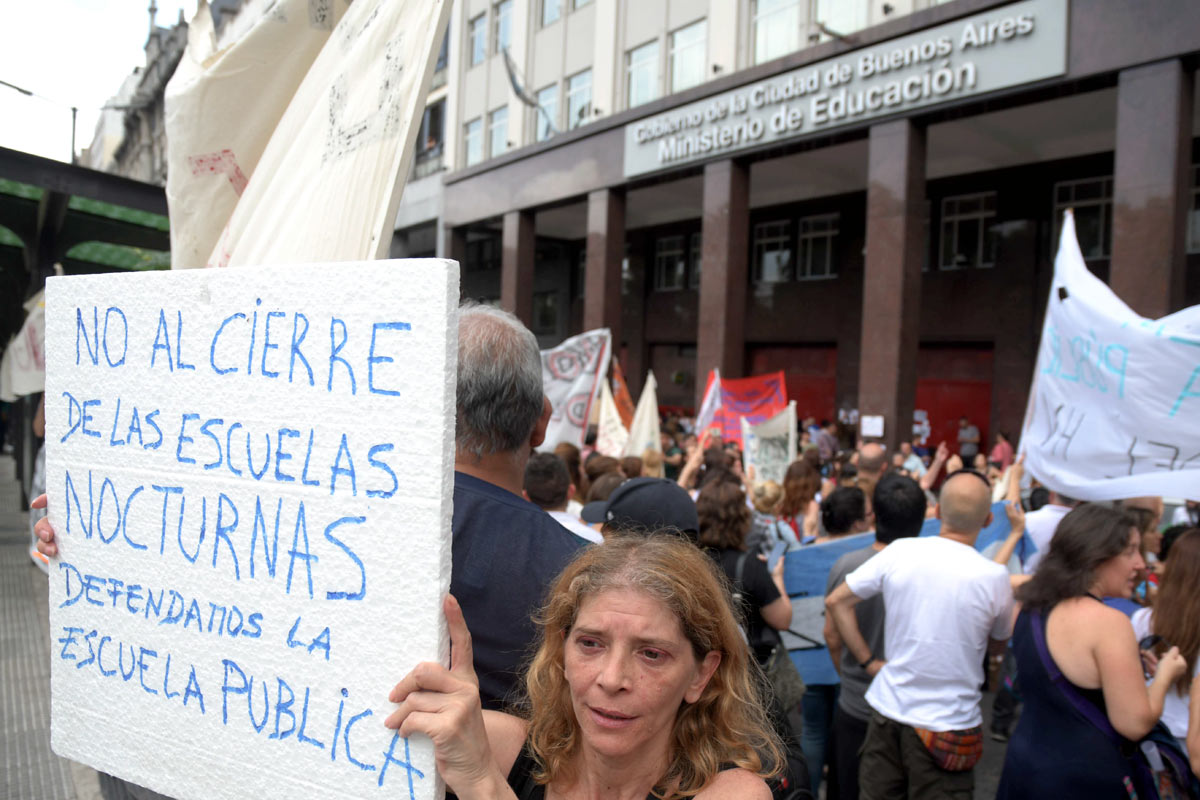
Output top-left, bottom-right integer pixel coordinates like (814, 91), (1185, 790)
(1030, 610), (1200, 800)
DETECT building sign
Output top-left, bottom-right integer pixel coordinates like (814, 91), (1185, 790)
(623, 0), (1067, 178)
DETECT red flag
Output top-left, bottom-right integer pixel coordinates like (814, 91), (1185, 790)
(612, 358), (636, 429)
(713, 371), (788, 447)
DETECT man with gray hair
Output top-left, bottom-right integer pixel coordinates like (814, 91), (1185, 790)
(450, 303), (587, 709)
(826, 470), (1014, 798)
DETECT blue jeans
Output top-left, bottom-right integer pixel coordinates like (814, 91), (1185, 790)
(801, 683), (839, 795)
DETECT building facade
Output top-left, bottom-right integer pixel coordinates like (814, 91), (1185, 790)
(395, 0), (1200, 451)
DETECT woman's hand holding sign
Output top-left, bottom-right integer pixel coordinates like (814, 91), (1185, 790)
(385, 595), (514, 800)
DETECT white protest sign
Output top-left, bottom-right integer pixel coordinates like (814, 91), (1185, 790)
(741, 401), (797, 484)
(594, 380), (630, 458)
(44, 260), (459, 800)
(1022, 212), (1200, 501)
(538, 328), (611, 451)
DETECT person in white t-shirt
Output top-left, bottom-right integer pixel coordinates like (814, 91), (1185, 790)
(826, 469), (1015, 799)
(1021, 489), (1078, 575)
(523, 452), (603, 544)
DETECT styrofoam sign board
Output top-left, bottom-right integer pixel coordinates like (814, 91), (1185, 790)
(43, 259), (459, 800)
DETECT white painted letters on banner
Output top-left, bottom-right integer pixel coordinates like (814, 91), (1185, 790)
(1021, 212), (1200, 501)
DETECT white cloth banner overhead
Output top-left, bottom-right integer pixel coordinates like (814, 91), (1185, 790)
(539, 329), (611, 451)
(741, 401), (797, 485)
(1021, 212), (1200, 501)
(595, 381), (630, 457)
(0, 290), (46, 400)
(623, 371), (662, 457)
(165, 0), (452, 268)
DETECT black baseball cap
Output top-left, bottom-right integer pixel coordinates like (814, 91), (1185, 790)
(581, 477), (699, 539)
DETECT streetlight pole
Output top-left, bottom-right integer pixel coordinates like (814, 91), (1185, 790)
(71, 106), (77, 164)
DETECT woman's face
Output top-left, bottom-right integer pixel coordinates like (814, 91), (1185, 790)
(1092, 528), (1146, 598)
(972, 453), (988, 471)
(564, 589), (720, 763)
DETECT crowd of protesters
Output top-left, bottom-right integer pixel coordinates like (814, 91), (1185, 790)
(33, 304), (1200, 800)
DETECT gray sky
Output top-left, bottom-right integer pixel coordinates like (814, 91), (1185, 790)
(0, 1), (195, 163)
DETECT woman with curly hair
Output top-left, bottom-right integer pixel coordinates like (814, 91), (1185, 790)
(386, 534), (784, 799)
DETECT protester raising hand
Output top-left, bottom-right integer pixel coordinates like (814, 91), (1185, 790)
(385, 595), (517, 799)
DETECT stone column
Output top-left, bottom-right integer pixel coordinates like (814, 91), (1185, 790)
(858, 119), (925, 451)
(583, 188), (625, 339)
(440, 224), (466, 265)
(1110, 60), (1194, 318)
(501, 209), (535, 325)
(696, 158), (749, 407)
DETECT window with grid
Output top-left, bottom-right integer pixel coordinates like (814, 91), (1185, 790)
(542, 0), (561, 26)
(670, 20), (706, 94)
(463, 118), (483, 166)
(493, 0), (512, 53)
(652, 236), (687, 291)
(754, 0), (801, 65)
(466, 237), (500, 272)
(535, 84), (558, 142)
(1188, 165), (1200, 254)
(627, 41), (659, 109)
(1053, 178), (1112, 260)
(567, 70), (592, 129)
(488, 107), (508, 158)
(688, 232), (702, 289)
(753, 221), (793, 283)
(797, 213), (838, 278)
(940, 192), (997, 269)
(468, 14), (487, 66)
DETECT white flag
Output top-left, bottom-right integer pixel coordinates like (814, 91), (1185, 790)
(623, 371), (662, 457)
(165, 0), (452, 268)
(539, 329), (612, 451)
(1021, 211), (1200, 501)
(596, 380), (630, 457)
(742, 401), (797, 484)
(0, 290), (45, 399)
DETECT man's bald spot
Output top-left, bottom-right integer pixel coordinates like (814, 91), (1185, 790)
(859, 443), (886, 474)
(938, 471), (993, 535)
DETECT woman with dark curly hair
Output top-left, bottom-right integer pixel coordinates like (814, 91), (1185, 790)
(386, 534), (784, 799)
(997, 504), (1188, 799)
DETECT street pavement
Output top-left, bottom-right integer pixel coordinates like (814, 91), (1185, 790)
(0, 455), (102, 799)
(0, 453), (1008, 798)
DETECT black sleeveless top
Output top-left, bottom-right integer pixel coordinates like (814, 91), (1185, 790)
(505, 744), (658, 800)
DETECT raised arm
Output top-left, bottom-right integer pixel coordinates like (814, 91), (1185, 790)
(760, 553), (793, 631)
(919, 441), (949, 492)
(385, 595), (523, 800)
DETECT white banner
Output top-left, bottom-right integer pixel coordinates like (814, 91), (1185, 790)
(0, 290), (46, 399)
(166, 0), (452, 269)
(741, 401), (797, 485)
(538, 329), (611, 452)
(1021, 212), (1200, 501)
(623, 371), (661, 458)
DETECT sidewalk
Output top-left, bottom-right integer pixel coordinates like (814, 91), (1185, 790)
(0, 454), (102, 800)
